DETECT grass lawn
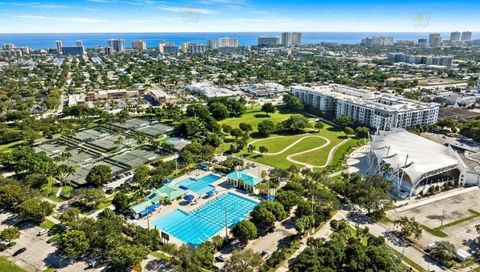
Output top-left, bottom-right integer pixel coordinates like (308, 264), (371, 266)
(328, 137), (365, 171)
(219, 107), (306, 130)
(246, 136), (327, 169)
(0, 140), (24, 152)
(287, 125), (347, 167)
(0, 257), (24, 272)
(40, 219), (56, 230)
(249, 134), (307, 154)
(219, 107), (361, 170)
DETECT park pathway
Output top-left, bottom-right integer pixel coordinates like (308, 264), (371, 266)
(287, 138), (350, 168)
(252, 135), (330, 156)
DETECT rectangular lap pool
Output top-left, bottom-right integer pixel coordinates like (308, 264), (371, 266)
(176, 174), (221, 195)
(152, 192), (258, 245)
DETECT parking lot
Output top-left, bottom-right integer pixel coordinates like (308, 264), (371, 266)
(390, 189), (480, 229)
(0, 212), (93, 272)
(389, 188), (480, 250)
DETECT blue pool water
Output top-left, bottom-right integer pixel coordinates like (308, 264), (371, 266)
(176, 174), (221, 195)
(152, 192), (258, 245)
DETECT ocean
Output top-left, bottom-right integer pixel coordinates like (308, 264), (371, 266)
(0, 32), (478, 50)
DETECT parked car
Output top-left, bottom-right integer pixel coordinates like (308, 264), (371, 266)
(215, 255), (227, 262)
(37, 229), (49, 236)
(12, 247), (26, 256)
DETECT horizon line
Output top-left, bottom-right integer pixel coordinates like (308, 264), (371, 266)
(0, 31), (478, 35)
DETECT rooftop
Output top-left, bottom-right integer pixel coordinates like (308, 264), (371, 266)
(292, 84), (439, 112)
(371, 128), (462, 182)
(227, 169), (262, 186)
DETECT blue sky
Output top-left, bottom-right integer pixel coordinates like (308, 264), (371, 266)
(0, 0), (478, 33)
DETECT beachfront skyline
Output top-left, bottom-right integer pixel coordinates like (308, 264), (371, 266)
(0, 0), (479, 33)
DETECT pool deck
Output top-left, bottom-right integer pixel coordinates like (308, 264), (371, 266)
(128, 170), (261, 246)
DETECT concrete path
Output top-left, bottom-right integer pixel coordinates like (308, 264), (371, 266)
(252, 135), (329, 156)
(288, 138), (350, 168)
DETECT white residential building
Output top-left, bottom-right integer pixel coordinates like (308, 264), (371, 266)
(291, 84), (440, 130)
(218, 37), (239, 48)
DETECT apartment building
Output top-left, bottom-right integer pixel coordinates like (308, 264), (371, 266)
(291, 84), (439, 130)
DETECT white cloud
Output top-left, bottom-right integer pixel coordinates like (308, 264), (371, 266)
(61, 17), (109, 23)
(16, 15), (49, 19)
(13, 3), (70, 9)
(155, 5), (216, 15)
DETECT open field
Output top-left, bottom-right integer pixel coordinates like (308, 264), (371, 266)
(220, 107), (358, 170)
(249, 135), (328, 169)
(219, 106), (307, 130)
(0, 257), (24, 272)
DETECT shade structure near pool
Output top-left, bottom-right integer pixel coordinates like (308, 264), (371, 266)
(152, 192), (258, 246)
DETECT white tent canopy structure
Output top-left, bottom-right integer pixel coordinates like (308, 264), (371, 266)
(368, 129), (466, 197)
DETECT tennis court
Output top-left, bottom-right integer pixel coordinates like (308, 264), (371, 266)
(109, 148), (160, 168)
(153, 192), (258, 245)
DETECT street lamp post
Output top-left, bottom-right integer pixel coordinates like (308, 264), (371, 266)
(440, 209), (447, 227)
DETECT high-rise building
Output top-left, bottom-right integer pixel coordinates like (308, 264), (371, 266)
(105, 46), (115, 56)
(207, 39), (217, 50)
(187, 43), (207, 54)
(218, 37), (239, 48)
(76, 40), (83, 47)
(450, 32), (461, 42)
(132, 40), (147, 50)
(418, 38), (428, 47)
(257, 36), (281, 47)
(163, 45), (179, 55)
(108, 39), (125, 53)
(292, 84), (439, 130)
(461, 31), (472, 41)
(56, 41), (63, 54)
(158, 41), (167, 54)
(61, 46), (85, 56)
(281, 32), (302, 47)
(429, 33), (442, 47)
(360, 36), (393, 46)
(3, 43), (15, 50)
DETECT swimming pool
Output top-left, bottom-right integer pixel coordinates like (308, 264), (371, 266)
(176, 174), (221, 194)
(152, 192), (258, 245)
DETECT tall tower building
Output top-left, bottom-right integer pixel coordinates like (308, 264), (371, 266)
(428, 33), (442, 47)
(56, 41), (63, 54)
(450, 32), (461, 42)
(281, 32), (302, 47)
(258, 36), (281, 47)
(76, 40), (83, 47)
(461, 31), (472, 41)
(218, 37), (238, 48)
(132, 40), (147, 50)
(108, 39), (125, 53)
(207, 39), (217, 49)
(3, 43), (15, 50)
(105, 46), (115, 56)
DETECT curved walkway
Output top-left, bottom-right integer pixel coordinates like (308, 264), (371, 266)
(288, 138), (350, 168)
(252, 135), (329, 156)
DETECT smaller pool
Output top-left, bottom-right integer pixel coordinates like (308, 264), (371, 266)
(176, 174), (221, 194)
(198, 174), (222, 184)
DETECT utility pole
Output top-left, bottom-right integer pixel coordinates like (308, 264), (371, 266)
(440, 209), (447, 227)
(311, 195), (315, 234)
